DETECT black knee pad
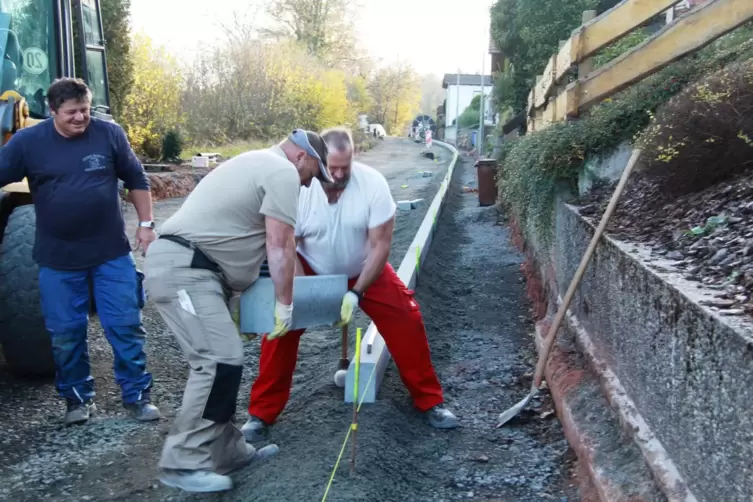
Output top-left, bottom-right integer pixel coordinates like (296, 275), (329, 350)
(203, 363), (243, 423)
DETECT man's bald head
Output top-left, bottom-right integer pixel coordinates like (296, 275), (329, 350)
(321, 127), (354, 189)
(321, 127), (354, 153)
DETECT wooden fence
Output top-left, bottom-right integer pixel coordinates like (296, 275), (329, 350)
(524, 0), (753, 132)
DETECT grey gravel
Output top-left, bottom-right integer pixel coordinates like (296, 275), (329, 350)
(0, 140), (578, 501)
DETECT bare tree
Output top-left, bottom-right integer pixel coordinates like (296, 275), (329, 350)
(262, 0), (364, 70)
(419, 73), (444, 116)
(366, 61), (421, 135)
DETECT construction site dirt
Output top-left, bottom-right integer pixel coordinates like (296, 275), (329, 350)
(0, 139), (579, 501)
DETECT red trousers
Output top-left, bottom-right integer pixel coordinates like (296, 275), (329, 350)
(248, 254), (444, 424)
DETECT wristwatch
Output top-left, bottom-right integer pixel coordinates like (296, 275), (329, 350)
(138, 221), (155, 229)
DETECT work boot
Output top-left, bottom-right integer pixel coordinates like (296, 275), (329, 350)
(159, 470), (232, 493)
(241, 415), (269, 443)
(124, 397), (161, 421)
(426, 404), (459, 429)
(246, 443), (280, 463)
(224, 442), (281, 477)
(65, 400), (96, 426)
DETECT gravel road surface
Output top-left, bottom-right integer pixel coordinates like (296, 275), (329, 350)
(0, 139), (578, 501)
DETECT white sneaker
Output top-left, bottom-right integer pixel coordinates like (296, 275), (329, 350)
(247, 443), (280, 463)
(159, 469), (232, 492)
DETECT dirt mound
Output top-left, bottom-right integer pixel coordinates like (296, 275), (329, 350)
(146, 171), (208, 200)
(576, 170), (753, 318)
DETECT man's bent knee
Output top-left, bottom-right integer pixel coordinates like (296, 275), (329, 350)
(204, 363), (243, 423)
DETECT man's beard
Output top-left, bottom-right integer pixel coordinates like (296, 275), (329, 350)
(322, 177), (350, 190)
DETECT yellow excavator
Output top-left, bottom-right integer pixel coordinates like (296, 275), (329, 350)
(0, 0), (112, 377)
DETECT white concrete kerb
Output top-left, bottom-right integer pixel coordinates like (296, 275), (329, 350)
(344, 141), (460, 404)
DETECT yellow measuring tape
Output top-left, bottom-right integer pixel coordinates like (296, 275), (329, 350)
(321, 327), (379, 502)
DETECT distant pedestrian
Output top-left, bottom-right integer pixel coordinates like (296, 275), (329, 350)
(242, 127), (458, 444)
(144, 129), (333, 492)
(0, 77), (160, 425)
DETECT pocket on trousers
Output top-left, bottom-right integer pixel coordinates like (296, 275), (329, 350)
(174, 300), (211, 354)
(402, 289), (421, 312)
(143, 271), (175, 305)
(135, 269), (146, 309)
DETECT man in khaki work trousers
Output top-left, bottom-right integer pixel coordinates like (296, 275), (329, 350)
(143, 129), (334, 493)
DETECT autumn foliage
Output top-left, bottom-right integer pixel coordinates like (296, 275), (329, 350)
(120, 33), (183, 158)
(112, 1), (424, 159)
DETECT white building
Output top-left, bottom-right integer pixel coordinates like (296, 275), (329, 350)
(664, 0), (699, 23)
(441, 73), (494, 143)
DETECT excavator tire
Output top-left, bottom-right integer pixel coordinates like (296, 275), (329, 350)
(0, 205), (55, 378)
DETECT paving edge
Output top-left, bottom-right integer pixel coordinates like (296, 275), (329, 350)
(535, 302), (698, 502)
(344, 141), (459, 403)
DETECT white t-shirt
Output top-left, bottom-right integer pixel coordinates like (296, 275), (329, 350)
(295, 161), (397, 278)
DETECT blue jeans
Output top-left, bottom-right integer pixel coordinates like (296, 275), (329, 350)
(38, 253), (152, 404)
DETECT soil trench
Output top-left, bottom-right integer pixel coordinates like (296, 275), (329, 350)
(0, 140), (578, 501)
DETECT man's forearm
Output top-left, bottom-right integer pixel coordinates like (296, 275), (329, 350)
(266, 236), (296, 305)
(352, 241), (390, 294)
(293, 237), (306, 276)
(129, 189), (154, 221)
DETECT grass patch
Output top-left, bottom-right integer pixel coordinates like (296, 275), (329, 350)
(181, 139), (275, 161)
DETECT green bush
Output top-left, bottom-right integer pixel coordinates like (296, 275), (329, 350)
(636, 58), (753, 203)
(593, 28), (652, 69)
(496, 29), (753, 247)
(162, 130), (185, 161)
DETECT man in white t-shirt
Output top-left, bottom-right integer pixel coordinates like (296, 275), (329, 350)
(242, 128), (458, 442)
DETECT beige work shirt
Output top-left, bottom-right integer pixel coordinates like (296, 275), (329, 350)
(158, 145), (299, 291)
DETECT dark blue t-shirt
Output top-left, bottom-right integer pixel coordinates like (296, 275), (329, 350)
(0, 117), (150, 270)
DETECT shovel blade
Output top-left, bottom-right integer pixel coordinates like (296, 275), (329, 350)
(496, 390), (535, 427)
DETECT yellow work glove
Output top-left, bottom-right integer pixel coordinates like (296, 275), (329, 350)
(266, 301), (294, 340)
(229, 300), (256, 342)
(335, 290), (361, 328)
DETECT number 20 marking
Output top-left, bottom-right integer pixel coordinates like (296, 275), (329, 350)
(23, 47), (48, 75)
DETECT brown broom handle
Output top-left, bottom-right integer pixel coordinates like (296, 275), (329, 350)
(533, 148), (642, 387)
(341, 324), (349, 360)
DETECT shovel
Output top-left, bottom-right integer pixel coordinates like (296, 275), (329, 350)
(497, 148), (642, 427)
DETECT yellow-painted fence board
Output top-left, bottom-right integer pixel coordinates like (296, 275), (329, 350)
(534, 56), (557, 108)
(553, 0), (684, 83)
(561, 0), (753, 117)
(577, 0), (682, 58)
(548, 0), (681, 98)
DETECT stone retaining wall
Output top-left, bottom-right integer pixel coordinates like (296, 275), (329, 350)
(516, 190), (753, 502)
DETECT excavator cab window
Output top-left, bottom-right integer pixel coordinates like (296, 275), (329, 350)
(0, 0), (60, 118)
(76, 0), (109, 113)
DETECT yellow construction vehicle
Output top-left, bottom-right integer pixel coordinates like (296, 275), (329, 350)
(0, 0), (112, 377)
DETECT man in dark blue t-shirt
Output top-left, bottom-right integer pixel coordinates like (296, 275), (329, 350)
(0, 78), (161, 425)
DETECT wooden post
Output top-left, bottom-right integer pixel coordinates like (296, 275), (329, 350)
(578, 10), (598, 79)
(554, 40), (568, 122)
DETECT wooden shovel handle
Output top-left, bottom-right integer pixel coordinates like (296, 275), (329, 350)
(341, 324), (349, 360)
(533, 148), (642, 387)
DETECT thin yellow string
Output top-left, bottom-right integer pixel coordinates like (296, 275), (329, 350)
(321, 327), (380, 501)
